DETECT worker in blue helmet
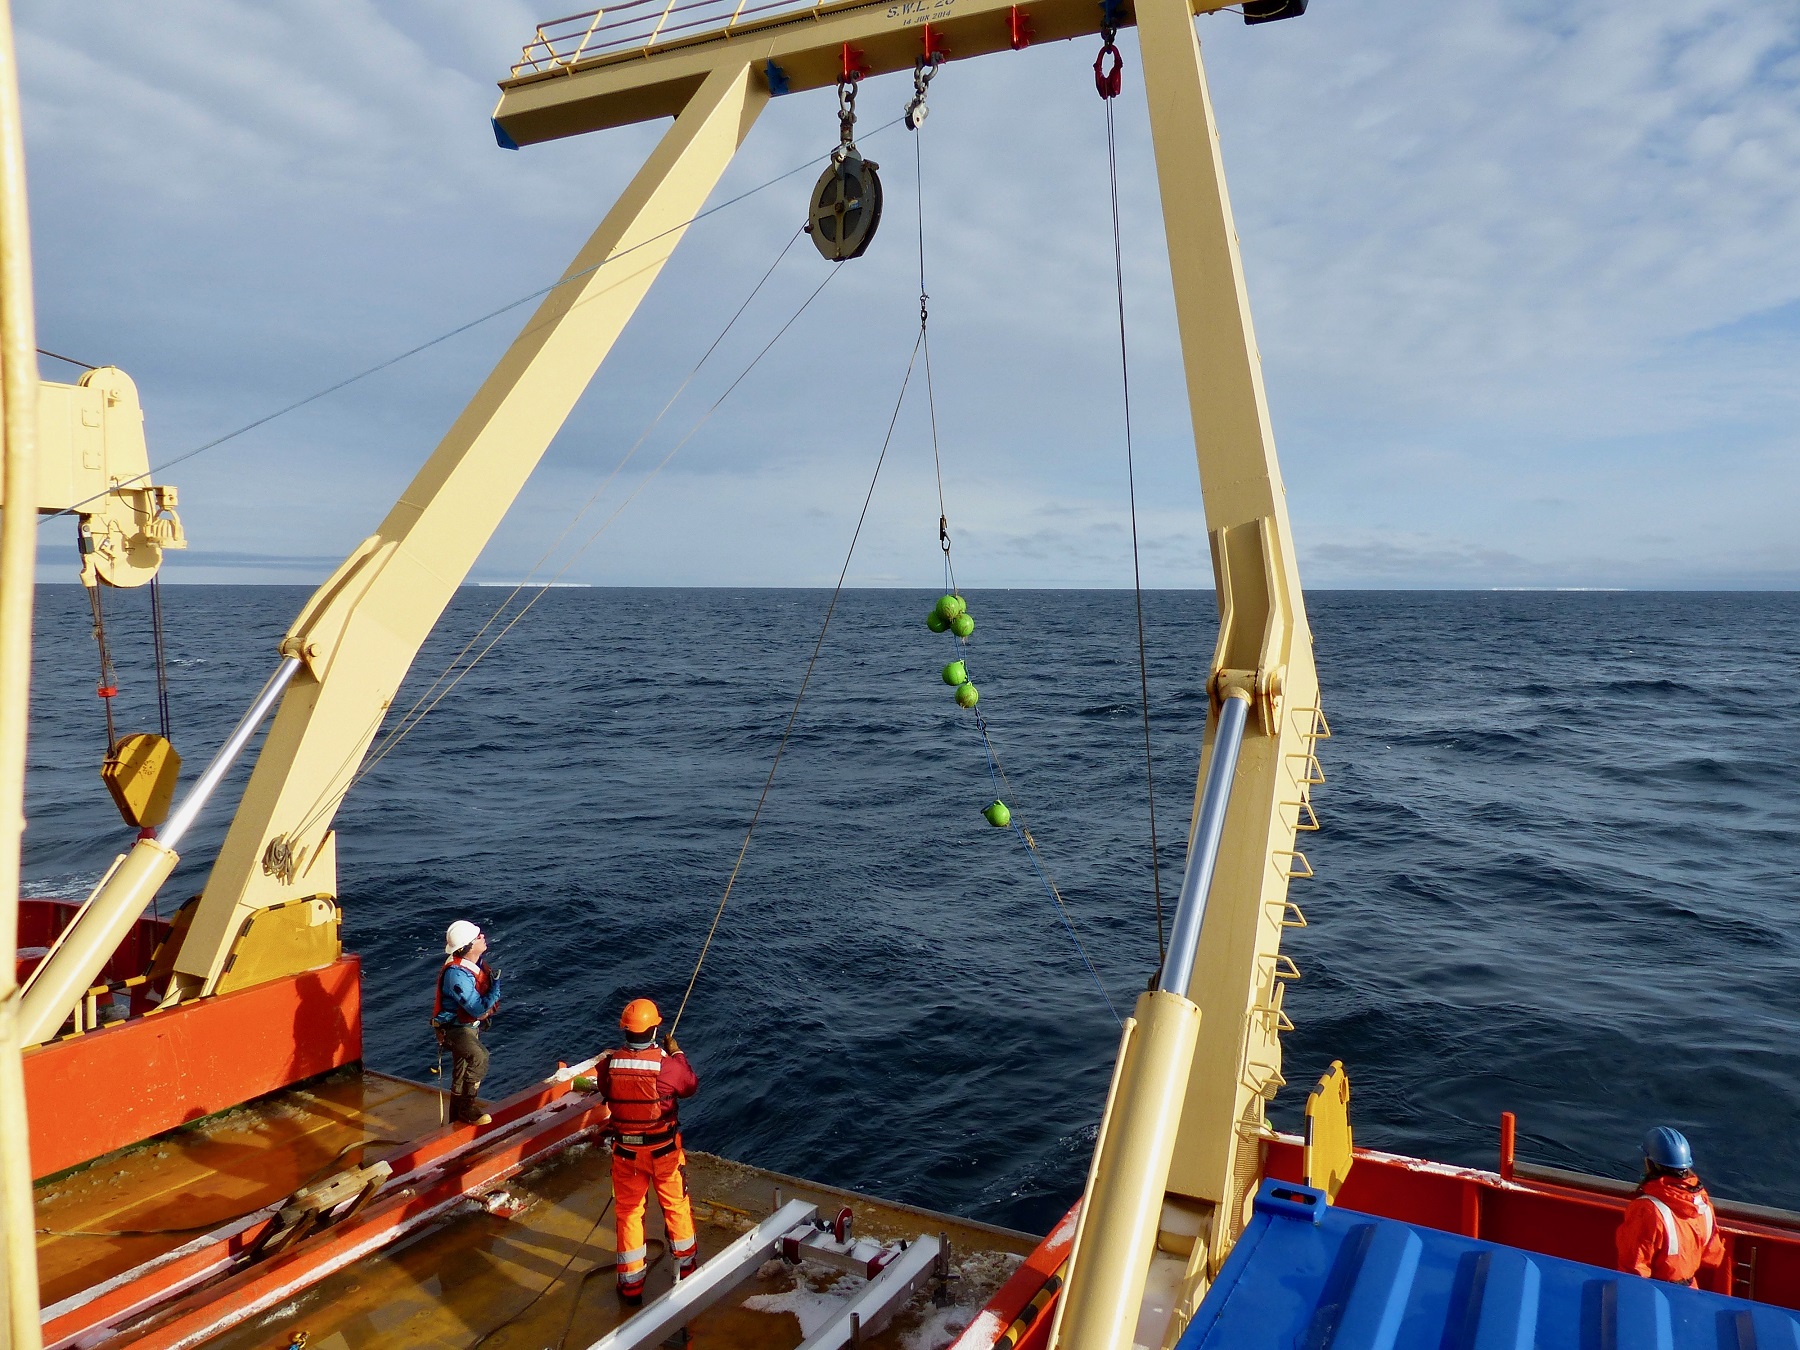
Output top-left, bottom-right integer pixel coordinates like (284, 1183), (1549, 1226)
(1616, 1126), (1724, 1287)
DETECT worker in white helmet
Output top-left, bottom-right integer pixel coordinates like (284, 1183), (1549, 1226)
(431, 919), (502, 1125)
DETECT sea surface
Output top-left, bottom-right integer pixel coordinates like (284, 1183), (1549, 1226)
(20, 586), (1800, 1235)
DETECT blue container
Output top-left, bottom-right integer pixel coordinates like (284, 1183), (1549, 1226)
(1177, 1179), (1800, 1349)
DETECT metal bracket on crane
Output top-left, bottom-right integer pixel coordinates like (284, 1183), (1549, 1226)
(0, 366), (189, 588)
(1207, 515), (1289, 737)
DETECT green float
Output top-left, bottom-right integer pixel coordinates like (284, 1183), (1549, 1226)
(935, 593), (966, 623)
(941, 660), (968, 686)
(983, 800), (1011, 827)
(951, 612), (975, 638)
(955, 681), (979, 708)
(926, 610), (949, 633)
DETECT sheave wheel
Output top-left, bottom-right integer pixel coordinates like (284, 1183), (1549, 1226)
(808, 154), (883, 261)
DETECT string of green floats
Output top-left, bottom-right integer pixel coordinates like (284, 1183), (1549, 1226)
(923, 591), (1013, 828)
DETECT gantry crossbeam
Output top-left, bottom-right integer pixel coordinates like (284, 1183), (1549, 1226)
(493, 0), (1232, 143)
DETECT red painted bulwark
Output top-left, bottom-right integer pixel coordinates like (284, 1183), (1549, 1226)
(24, 956), (363, 1179)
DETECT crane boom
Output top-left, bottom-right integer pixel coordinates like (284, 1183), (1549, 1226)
(19, 5), (1324, 1343)
(20, 58), (767, 1032)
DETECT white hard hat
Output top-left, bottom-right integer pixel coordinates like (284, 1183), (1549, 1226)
(444, 920), (482, 955)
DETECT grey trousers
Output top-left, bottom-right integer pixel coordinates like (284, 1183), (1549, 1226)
(441, 1023), (489, 1095)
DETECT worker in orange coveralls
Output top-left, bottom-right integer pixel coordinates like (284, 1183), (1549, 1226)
(602, 998), (699, 1305)
(1617, 1126), (1725, 1287)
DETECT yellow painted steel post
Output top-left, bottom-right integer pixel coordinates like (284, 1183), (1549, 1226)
(0, 0), (44, 1337)
(162, 58), (770, 995)
(1136, 0), (1321, 1280)
(1050, 991), (1201, 1350)
(1055, 5), (1323, 1344)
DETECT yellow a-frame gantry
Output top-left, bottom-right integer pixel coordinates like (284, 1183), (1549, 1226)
(20, 1), (1323, 1345)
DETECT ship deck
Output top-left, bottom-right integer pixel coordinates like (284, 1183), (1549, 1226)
(36, 1065), (1035, 1349)
(36, 1066), (445, 1311)
(193, 1148), (1033, 1350)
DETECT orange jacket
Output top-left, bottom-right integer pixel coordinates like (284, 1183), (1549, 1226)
(1616, 1174), (1724, 1286)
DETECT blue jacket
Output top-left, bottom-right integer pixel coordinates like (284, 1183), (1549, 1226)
(433, 960), (501, 1026)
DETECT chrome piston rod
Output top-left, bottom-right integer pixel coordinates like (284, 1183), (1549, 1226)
(1158, 689), (1251, 999)
(19, 656), (302, 1044)
(160, 656), (302, 849)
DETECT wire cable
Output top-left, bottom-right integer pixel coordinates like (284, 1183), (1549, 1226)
(1104, 90), (1167, 964)
(911, 119), (1116, 1022)
(913, 131), (956, 595)
(37, 346), (95, 371)
(284, 247), (843, 848)
(43, 119), (907, 523)
(287, 226), (806, 836)
(670, 325), (924, 1037)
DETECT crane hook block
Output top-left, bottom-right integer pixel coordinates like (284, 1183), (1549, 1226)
(101, 732), (182, 829)
(808, 152), (883, 261)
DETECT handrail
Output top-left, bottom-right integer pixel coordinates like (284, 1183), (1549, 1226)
(510, 0), (846, 74)
(1512, 1160), (1800, 1232)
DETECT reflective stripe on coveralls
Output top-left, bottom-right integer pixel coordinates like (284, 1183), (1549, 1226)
(613, 1142), (697, 1289)
(1647, 1198), (1682, 1256)
(606, 1044), (698, 1289)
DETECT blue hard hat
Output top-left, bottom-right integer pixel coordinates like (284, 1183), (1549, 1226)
(1643, 1126), (1693, 1171)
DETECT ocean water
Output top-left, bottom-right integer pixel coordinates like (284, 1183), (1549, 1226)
(20, 585), (1800, 1235)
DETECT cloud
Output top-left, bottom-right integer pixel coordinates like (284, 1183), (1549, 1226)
(16, 0), (1800, 589)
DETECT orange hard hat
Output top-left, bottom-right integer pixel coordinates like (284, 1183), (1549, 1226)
(621, 998), (661, 1034)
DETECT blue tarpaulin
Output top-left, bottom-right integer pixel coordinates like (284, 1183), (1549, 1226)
(1177, 1179), (1800, 1349)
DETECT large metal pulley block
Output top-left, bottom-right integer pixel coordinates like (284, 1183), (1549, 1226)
(807, 151), (883, 261)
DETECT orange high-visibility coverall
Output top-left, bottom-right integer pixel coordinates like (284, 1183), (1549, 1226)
(1616, 1173), (1725, 1287)
(603, 1043), (698, 1293)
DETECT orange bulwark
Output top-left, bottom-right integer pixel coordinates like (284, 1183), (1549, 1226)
(25, 955), (363, 1179)
(613, 1142), (697, 1291)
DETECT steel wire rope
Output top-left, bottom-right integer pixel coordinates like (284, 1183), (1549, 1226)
(36, 347), (94, 371)
(285, 226), (806, 834)
(913, 131), (956, 597)
(911, 118), (1118, 1023)
(970, 707), (1121, 1024)
(669, 325), (925, 1038)
(284, 253), (844, 846)
(1104, 54), (1167, 966)
(940, 614), (1121, 1024)
(42, 120), (907, 522)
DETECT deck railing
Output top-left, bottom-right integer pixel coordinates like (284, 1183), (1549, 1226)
(512, 0), (827, 76)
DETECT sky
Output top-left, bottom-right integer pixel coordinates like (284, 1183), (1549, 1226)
(15, 0), (1800, 590)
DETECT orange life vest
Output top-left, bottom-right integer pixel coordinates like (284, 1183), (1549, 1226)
(432, 957), (494, 1025)
(604, 1045), (679, 1144)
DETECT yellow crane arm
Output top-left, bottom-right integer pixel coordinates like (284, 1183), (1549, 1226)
(22, 8), (1322, 1346)
(18, 58), (767, 1037)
